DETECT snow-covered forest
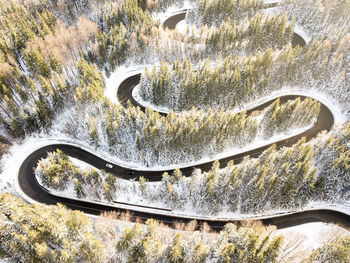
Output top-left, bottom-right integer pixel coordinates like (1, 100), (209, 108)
(0, 0), (349, 262)
(1, 193), (349, 262)
(138, 51), (326, 112)
(36, 122), (349, 217)
(66, 65), (320, 167)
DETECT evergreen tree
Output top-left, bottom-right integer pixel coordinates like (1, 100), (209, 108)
(0, 194), (104, 262)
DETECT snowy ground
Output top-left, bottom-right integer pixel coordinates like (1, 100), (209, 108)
(176, 19), (189, 35)
(264, 0), (282, 3)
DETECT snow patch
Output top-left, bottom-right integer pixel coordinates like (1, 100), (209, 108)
(278, 222), (350, 253)
(70, 157), (94, 171)
(176, 19), (189, 35)
(264, 0), (282, 3)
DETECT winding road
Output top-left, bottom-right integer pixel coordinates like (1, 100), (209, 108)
(17, 10), (350, 230)
(162, 11), (307, 47)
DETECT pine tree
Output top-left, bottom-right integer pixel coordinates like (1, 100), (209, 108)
(102, 181), (113, 201)
(88, 116), (99, 146)
(139, 176), (148, 195)
(74, 178), (86, 198)
(167, 233), (185, 263)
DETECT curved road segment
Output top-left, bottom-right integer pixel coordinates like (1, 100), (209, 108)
(18, 11), (350, 230)
(162, 11), (307, 47)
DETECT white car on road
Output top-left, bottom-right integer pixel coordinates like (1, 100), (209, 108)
(106, 163), (113, 169)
